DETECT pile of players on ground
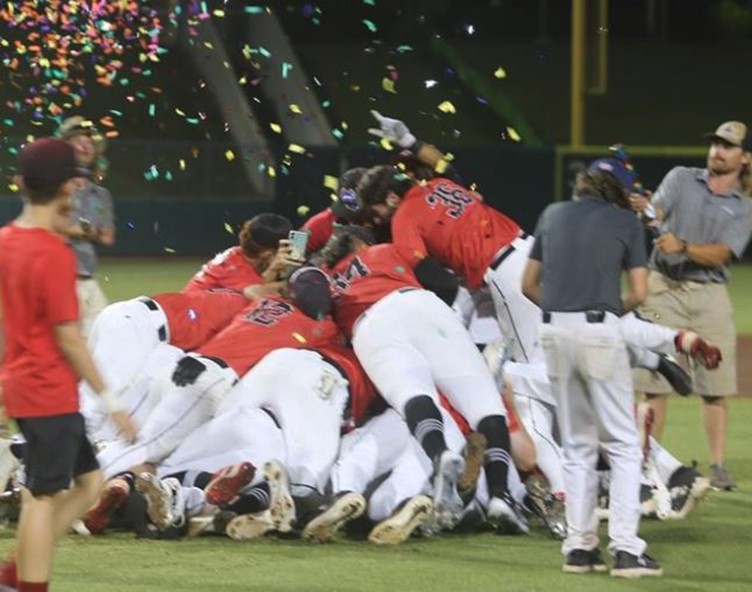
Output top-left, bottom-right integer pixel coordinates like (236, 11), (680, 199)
(0, 120), (718, 551)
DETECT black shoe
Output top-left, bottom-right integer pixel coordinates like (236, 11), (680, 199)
(610, 551), (663, 578)
(563, 548), (607, 574)
(656, 354), (692, 396)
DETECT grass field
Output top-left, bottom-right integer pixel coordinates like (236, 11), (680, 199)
(1, 258), (750, 591)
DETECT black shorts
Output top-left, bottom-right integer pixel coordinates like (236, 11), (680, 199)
(15, 412), (100, 494)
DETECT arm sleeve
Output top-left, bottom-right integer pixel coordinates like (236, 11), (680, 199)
(623, 216), (649, 270)
(391, 201), (428, 263)
(43, 246), (80, 326)
(301, 209), (337, 254)
(651, 167), (683, 217)
(528, 208), (548, 262)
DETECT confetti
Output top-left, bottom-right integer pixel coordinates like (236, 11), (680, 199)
(288, 144), (306, 154)
(437, 101), (457, 114)
(292, 332), (307, 343)
(425, 80), (438, 89)
(379, 138), (394, 151)
(269, 122), (282, 133)
(224, 222), (234, 234)
(506, 126), (522, 142)
(382, 77), (397, 94)
(225, 150), (235, 161)
(323, 175), (339, 190)
(281, 62), (293, 78)
(289, 104), (303, 114)
(494, 67), (507, 79)
(362, 19), (377, 33)
(297, 205), (311, 216)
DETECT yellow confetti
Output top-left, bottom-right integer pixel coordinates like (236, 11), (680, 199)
(297, 205), (311, 216)
(435, 159), (448, 174)
(341, 121), (349, 130)
(224, 222), (234, 234)
(292, 332), (307, 343)
(437, 101), (456, 114)
(382, 77), (397, 94)
(288, 144), (306, 154)
(269, 122), (282, 133)
(175, 108), (186, 117)
(289, 104), (303, 114)
(164, 247), (176, 253)
(213, 9), (225, 17)
(268, 166), (277, 178)
(179, 159), (186, 171)
(494, 67), (507, 79)
(506, 126), (521, 142)
(8, 183), (19, 192)
(379, 138), (394, 151)
(323, 175), (339, 190)
(239, 76), (247, 85)
(225, 150), (235, 161)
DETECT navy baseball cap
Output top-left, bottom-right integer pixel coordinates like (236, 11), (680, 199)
(330, 167), (367, 221)
(19, 137), (90, 195)
(587, 157), (637, 193)
(288, 266), (332, 320)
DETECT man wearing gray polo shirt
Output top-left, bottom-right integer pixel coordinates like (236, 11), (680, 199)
(58, 116), (115, 339)
(522, 158), (661, 578)
(632, 121), (752, 491)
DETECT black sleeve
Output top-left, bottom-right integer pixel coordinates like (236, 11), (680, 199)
(414, 257), (459, 305)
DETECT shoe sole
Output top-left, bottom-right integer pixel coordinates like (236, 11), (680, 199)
(302, 492), (366, 543)
(263, 460), (295, 533)
(205, 462), (255, 507)
(433, 453), (465, 528)
(488, 498), (530, 535)
(611, 567), (664, 578)
(368, 496), (433, 545)
(83, 484), (129, 534)
(135, 474), (173, 529)
(187, 515), (215, 538)
(562, 564), (607, 574)
(458, 433), (487, 495)
(226, 512), (275, 541)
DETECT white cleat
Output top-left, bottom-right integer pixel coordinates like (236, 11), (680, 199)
(301, 492), (366, 543)
(263, 460), (295, 533)
(226, 511), (276, 541)
(487, 494), (529, 535)
(135, 473), (175, 530)
(368, 495), (433, 545)
(431, 450), (465, 529)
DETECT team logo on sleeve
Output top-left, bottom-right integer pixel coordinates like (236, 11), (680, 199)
(244, 299), (294, 326)
(331, 257), (370, 299)
(426, 182), (475, 219)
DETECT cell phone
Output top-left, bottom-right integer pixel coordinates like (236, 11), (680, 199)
(288, 230), (309, 261)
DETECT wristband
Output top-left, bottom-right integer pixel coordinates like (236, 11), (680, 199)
(99, 389), (124, 414)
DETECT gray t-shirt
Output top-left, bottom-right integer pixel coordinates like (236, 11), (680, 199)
(651, 166), (752, 283)
(70, 181), (114, 277)
(530, 196), (647, 315)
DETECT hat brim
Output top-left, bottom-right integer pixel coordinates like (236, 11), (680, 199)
(703, 132), (741, 147)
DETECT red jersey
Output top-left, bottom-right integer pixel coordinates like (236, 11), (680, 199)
(184, 246), (263, 294)
(391, 178), (521, 289)
(0, 225), (80, 418)
(152, 290), (248, 351)
(301, 208), (338, 254)
(317, 343), (380, 432)
(197, 296), (343, 376)
(329, 243), (421, 339)
(440, 393), (520, 437)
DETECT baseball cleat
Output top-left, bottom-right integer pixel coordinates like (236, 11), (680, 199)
(457, 432), (487, 500)
(610, 551), (663, 578)
(524, 475), (566, 539)
(225, 511), (276, 541)
(135, 473), (175, 530)
(82, 477), (130, 535)
(263, 460), (295, 533)
(188, 510), (234, 538)
(487, 493), (529, 535)
(563, 548), (607, 574)
(709, 464), (737, 491)
(667, 464), (710, 519)
(431, 450), (465, 529)
(655, 354), (692, 396)
(301, 492), (366, 543)
(205, 461), (256, 508)
(368, 495), (433, 545)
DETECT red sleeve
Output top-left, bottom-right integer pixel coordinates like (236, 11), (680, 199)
(43, 245), (79, 325)
(302, 209), (338, 253)
(391, 200), (427, 263)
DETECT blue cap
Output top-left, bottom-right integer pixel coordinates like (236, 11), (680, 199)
(587, 157), (637, 193)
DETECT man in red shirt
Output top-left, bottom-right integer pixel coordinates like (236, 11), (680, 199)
(0, 138), (136, 592)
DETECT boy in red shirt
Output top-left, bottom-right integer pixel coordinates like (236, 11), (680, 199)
(0, 138), (136, 592)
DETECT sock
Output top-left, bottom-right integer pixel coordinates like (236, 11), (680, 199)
(0, 558), (17, 586)
(115, 471), (136, 491)
(19, 582), (48, 592)
(404, 395), (447, 463)
(9, 443), (24, 460)
(476, 415), (511, 499)
(165, 470), (212, 489)
(227, 482), (271, 515)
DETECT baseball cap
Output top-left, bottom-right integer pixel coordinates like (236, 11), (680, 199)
(288, 266), (332, 320)
(330, 167), (367, 221)
(704, 121), (751, 151)
(587, 157), (638, 193)
(247, 213), (292, 248)
(57, 115), (108, 154)
(19, 137), (90, 195)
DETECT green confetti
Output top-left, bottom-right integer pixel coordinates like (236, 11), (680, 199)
(363, 0), (376, 4)
(148, 104), (156, 117)
(396, 45), (413, 53)
(332, 129), (344, 139)
(244, 6), (264, 14)
(321, 100), (331, 108)
(282, 62), (293, 78)
(363, 19), (377, 32)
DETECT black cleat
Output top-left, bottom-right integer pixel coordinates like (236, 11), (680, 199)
(563, 548), (607, 574)
(611, 551), (663, 578)
(656, 354), (692, 396)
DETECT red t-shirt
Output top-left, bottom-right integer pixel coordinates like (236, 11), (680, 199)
(0, 225), (80, 418)
(197, 296), (343, 377)
(391, 178), (521, 289)
(329, 243), (421, 339)
(152, 290), (248, 351)
(183, 246), (263, 294)
(317, 343), (380, 432)
(301, 208), (339, 254)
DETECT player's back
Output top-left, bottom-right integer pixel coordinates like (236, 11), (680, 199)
(183, 246), (263, 293)
(394, 178), (520, 289)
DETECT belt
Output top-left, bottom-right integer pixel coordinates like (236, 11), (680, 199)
(141, 298), (159, 312)
(140, 299), (168, 342)
(490, 231), (530, 271)
(77, 275), (94, 280)
(201, 355), (230, 369)
(397, 287), (418, 294)
(542, 310), (606, 324)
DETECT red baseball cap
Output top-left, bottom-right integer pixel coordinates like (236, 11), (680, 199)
(19, 137), (90, 195)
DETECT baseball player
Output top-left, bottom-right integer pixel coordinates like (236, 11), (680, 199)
(96, 268), (342, 479)
(521, 157), (662, 577)
(321, 227), (526, 533)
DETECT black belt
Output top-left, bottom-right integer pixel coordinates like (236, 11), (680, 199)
(142, 298), (159, 312)
(490, 231), (530, 270)
(542, 310), (606, 324)
(201, 355), (230, 369)
(141, 299), (168, 341)
(397, 287), (418, 294)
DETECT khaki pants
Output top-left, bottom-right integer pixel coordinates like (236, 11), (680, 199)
(632, 271), (737, 396)
(76, 277), (109, 341)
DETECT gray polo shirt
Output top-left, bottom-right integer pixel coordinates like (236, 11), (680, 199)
(651, 166), (752, 283)
(530, 196), (647, 315)
(70, 180), (114, 277)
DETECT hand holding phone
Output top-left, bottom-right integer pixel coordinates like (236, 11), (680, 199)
(288, 230), (309, 262)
